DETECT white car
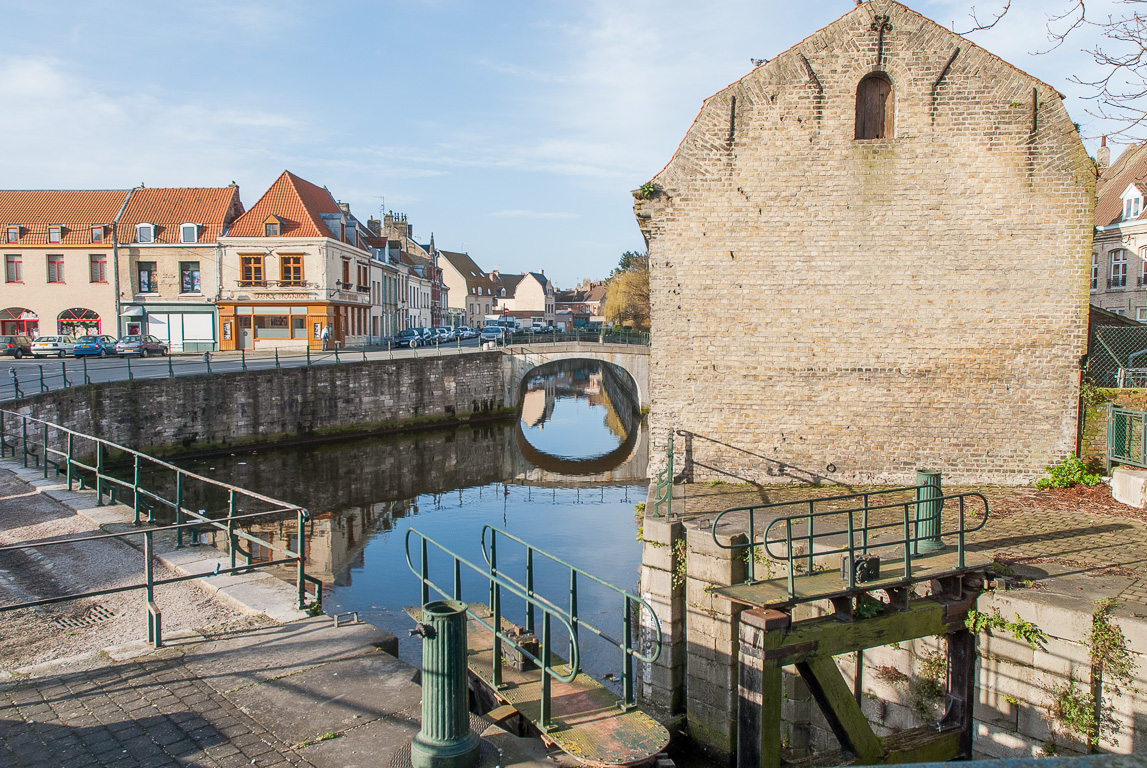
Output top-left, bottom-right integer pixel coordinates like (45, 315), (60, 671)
(31, 335), (76, 358)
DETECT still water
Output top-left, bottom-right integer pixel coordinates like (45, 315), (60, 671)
(171, 358), (647, 679)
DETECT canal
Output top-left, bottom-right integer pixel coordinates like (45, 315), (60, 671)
(169, 358), (648, 682)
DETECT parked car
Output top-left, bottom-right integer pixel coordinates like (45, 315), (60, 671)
(479, 326), (507, 343)
(115, 334), (169, 357)
(457, 325), (473, 339)
(0, 335), (33, 359)
(72, 335), (118, 357)
(435, 326), (456, 342)
(394, 329), (423, 349)
(31, 335), (76, 358)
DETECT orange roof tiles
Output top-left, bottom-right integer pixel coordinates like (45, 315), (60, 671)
(0, 189), (129, 245)
(1096, 143), (1147, 227)
(118, 186), (244, 244)
(226, 171), (348, 240)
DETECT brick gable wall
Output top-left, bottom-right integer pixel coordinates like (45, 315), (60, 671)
(637, 2), (1095, 484)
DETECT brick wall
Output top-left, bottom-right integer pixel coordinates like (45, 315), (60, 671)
(636, 1), (1095, 485)
(14, 353), (508, 456)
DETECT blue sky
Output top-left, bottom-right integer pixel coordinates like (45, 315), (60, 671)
(0, 1), (1128, 288)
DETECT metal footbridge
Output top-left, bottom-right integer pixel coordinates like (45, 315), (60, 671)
(405, 525), (668, 767)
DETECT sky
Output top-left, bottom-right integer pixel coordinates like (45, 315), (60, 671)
(0, 0), (1132, 289)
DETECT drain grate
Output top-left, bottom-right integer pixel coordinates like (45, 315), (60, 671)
(53, 604), (115, 630)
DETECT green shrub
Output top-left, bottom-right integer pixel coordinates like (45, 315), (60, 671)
(1036, 456), (1102, 489)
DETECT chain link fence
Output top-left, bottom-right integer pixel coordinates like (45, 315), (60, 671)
(1090, 325), (1147, 387)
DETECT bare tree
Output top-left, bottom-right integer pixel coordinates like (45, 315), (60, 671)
(950, 0), (1147, 141)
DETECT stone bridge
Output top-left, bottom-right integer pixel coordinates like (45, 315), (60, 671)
(501, 342), (650, 410)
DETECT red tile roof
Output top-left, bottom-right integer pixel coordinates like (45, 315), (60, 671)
(1096, 143), (1147, 227)
(226, 171), (346, 239)
(0, 189), (129, 245)
(118, 186), (244, 244)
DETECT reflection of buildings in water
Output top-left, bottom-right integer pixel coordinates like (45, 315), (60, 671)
(242, 498), (417, 586)
(519, 387), (555, 428)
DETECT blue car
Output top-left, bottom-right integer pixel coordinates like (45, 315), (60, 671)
(73, 334), (118, 358)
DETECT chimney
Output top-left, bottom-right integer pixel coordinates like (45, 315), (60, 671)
(367, 217), (381, 236)
(1098, 135), (1111, 172)
(337, 202), (350, 214)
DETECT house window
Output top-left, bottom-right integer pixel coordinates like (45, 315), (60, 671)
(855, 72), (894, 140)
(137, 262), (157, 293)
(280, 254), (303, 286)
(90, 254), (107, 283)
(342, 259), (351, 286)
(47, 255), (64, 283)
(1111, 249), (1128, 288)
(5, 254), (22, 282)
(1138, 307), (1147, 322)
(265, 222), (279, 237)
(48, 226), (61, 244)
(137, 223), (154, 243)
(90, 226), (104, 244)
(5, 227), (17, 244)
(180, 261), (201, 293)
(1110, 307), (1126, 316)
(1125, 196), (1142, 221)
(241, 255), (264, 286)
(180, 223), (198, 243)
(1092, 252), (1099, 290)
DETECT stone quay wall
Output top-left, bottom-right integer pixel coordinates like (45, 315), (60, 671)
(9, 353), (509, 455)
(636, 1), (1095, 486)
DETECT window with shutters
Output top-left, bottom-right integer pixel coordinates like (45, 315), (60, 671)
(855, 72), (894, 140)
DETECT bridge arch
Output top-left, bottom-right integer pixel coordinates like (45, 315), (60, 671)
(501, 343), (650, 412)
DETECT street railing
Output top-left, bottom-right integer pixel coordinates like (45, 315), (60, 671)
(0, 410), (320, 646)
(1107, 404), (1147, 473)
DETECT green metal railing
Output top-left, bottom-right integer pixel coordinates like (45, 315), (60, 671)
(651, 432), (674, 518)
(710, 485), (990, 598)
(0, 409), (321, 646)
(1107, 404), (1147, 473)
(480, 525), (662, 711)
(405, 528), (580, 731)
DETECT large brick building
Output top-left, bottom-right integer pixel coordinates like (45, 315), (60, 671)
(636, 1), (1095, 484)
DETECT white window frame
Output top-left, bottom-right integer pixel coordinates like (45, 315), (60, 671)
(1121, 183), (1143, 221)
(179, 223), (198, 244)
(1137, 307), (1147, 322)
(1111, 249), (1129, 288)
(48, 226), (61, 244)
(137, 223), (154, 244)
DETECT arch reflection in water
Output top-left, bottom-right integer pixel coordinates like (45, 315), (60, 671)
(516, 359), (643, 474)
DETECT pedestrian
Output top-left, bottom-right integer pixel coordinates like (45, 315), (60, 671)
(321, 324), (331, 351)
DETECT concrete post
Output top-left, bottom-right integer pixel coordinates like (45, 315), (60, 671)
(639, 513), (685, 716)
(410, 600), (480, 768)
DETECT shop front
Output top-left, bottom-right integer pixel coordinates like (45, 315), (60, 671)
(1, 307), (39, 337)
(217, 302), (332, 351)
(58, 308), (101, 336)
(120, 304), (217, 353)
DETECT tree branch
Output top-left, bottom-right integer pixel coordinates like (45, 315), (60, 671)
(953, 0), (1012, 34)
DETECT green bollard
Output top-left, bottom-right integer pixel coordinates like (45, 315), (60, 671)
(913, 469), (945, 554)
(410, 600), (480, 768)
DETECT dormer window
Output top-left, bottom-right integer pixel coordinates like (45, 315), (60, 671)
(6, 226), (18, 244)
(90, 226), (104, 244)
(1121, 184), (1143, 221)
(265, 222), (279, 236)
(48, 226), (62, 244)
(137, 223), (154, 243)
(180, 223), (198, 243)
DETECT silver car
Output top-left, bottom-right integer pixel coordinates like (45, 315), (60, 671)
(31, 335), (76, 358)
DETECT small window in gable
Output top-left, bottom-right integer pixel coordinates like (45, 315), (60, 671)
(90, 226), (104, 244)
(1121, 183), (1143, 221)
(48, 226), (62, 244)
(855, 72), (894, 140)
(137, 223), (154, 243)
(263, 215), (282, 237)
(6, 226), (18, 244)
(180, 223), (198, 243)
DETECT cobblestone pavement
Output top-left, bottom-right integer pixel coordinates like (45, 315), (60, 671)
(0, 647), (315, 768)
(668, 481), (1147, 605)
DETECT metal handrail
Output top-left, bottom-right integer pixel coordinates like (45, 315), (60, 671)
(405, 528), (579, 730)
(0, 409), (317, 624)
(480, 525), (661, 710)
(710, 486), (989, 597)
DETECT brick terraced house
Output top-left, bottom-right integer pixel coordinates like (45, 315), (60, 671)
(1091, 141), (1147, 319)
(116, 185), (244, 351)
(635, 1), (1095, 485)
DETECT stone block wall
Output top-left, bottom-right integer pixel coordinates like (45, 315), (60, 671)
(637, 1), (1095, 486)
(11, 353), (508, 455)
